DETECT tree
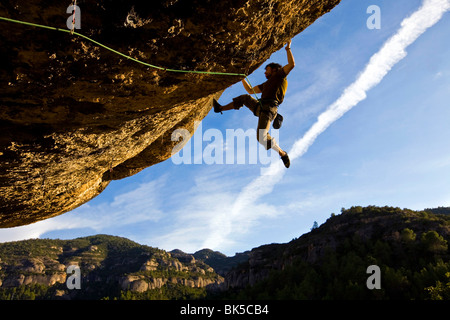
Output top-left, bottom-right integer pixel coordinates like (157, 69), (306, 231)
(401, 228), (416, 243)
(421, 231), (448, 253)
(426, 272), (450, 300)
(311, 221), (319, 231)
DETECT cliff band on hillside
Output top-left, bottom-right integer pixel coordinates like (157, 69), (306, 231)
(0, 235), (225, 299)
(0, 0), (341, 227)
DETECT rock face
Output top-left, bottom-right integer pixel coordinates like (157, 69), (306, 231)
(0, 235), (224, 299)
(0, 0), (341, 227)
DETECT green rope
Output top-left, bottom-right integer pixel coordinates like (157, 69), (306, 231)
(0, 16), (261, 102)
(0, 16), (246, 76)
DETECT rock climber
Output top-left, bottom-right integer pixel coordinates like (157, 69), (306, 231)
(213, 41), (295, 168)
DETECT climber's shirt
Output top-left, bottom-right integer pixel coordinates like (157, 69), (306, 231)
(257, 68), (288, 106)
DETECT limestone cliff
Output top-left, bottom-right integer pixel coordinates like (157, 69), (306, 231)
(0, 0), (341, 227)
(0, 235), (224, 299)
(222, 206), (450, 294)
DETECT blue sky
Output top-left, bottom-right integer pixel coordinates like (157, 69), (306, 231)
(1, 0), (450, 256)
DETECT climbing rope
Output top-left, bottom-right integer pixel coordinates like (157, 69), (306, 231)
(0, 16), (262, 103)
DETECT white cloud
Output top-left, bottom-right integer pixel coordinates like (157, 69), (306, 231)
(0, 175), (167, 243)
(145, 167), (281, 254)
(434, 71), (443, 79)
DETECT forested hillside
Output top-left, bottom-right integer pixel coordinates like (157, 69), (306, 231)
(221, 206), (450, 300)
(0, 235), (223, 300)
(0, 206), (449, 300)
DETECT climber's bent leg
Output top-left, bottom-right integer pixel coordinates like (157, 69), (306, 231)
(214, 94), (260, 114)
(232, 94), (259, 114)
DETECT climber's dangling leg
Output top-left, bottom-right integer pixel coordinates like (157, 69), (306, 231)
(213, 95), (290, 168)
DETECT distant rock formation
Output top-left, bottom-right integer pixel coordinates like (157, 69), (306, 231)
(0, 235), (224, 299)
(0, 0), (341, 227)
(223, 206), (450, 296)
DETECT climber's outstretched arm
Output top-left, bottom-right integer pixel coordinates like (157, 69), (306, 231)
(283, 40), (295, 76)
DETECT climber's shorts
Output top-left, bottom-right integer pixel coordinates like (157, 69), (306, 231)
(232, 94), (278, 121)
(232, 94), (279, 150)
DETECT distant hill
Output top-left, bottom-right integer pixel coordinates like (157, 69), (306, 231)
(425, 206), (450, 216)
(193, 249), (251, 276)
(0, 206), (449, 300)
(0, 234), (223, 300)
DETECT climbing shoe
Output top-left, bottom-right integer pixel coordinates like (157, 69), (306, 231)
(213, 99), (223, 114)
(281, 153), (290, 168)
